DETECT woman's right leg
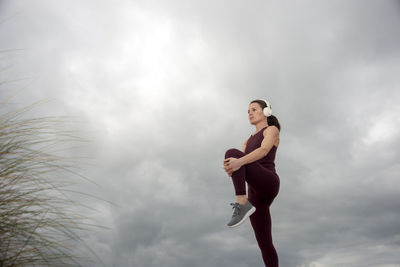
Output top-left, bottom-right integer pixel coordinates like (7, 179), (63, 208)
(225, 148), (280, 266)
(248, 189), (279, 267)
(246, 167), (279, 267)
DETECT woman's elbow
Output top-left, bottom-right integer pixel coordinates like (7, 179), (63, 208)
(260, 147), (269, 157)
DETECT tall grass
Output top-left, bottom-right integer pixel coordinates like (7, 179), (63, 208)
(0, 100), (103, 266)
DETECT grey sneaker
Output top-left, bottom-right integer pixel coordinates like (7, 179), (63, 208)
(227, 201), (256, 228)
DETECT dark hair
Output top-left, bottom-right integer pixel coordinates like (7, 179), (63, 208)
(250, 99), (281, 131)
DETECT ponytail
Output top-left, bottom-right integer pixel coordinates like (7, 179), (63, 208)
(267, 115), (281, 131)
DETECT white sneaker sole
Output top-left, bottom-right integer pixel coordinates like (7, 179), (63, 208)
(227, 206), (256, 228)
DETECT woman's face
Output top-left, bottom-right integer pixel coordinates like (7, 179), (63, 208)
(248, 102), (265, 125)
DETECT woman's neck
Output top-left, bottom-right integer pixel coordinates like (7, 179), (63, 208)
(254, 121), (268, 132)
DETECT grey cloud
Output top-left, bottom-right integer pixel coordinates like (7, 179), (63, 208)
(1, 0), (400, 266)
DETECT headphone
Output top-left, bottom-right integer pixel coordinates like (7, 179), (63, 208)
(259, 99), (272, 117)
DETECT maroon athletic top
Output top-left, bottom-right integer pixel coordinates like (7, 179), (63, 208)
(244, 126), (277, 172)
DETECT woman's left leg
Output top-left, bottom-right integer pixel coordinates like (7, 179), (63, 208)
(225, 148), (278, 197)
(225, 148), (279, 266)
(224, 148), (256, 227)
(224, 148), (248, 195)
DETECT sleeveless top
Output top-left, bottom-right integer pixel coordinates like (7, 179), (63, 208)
(244, 126), (278, 172)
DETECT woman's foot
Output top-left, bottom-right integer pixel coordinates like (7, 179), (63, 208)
(227, 201), (256, 228)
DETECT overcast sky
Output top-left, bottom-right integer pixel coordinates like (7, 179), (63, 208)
(1, 0), (400, 266)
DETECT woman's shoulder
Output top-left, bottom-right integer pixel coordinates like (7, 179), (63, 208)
(263, 125), (280, 135)
(263, 126), (280, 148)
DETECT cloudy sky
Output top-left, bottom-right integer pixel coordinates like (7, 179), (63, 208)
(1, 0), (400, 266)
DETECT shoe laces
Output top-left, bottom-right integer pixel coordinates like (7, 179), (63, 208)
(230, 203), (241, 216)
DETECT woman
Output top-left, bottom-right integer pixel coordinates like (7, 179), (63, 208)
(223, 99), (281, 267)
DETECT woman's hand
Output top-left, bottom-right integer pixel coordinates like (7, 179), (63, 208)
(223, 157), (242, 176)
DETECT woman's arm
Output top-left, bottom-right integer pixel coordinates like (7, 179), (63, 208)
(226, 126), (279, 174)
(223, 139), (248, 176)
(238, 126), (279, 166)
(241, 139), (248, 153)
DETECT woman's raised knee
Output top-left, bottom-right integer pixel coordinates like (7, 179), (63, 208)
(225, 148), (244, 158)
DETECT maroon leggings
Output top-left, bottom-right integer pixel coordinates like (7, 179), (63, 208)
(225, 148), (280, 267)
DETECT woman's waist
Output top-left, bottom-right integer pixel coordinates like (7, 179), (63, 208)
(258, 160), (276, 169)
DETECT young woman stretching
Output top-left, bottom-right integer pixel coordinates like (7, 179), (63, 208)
(223, 99), (281, 267)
